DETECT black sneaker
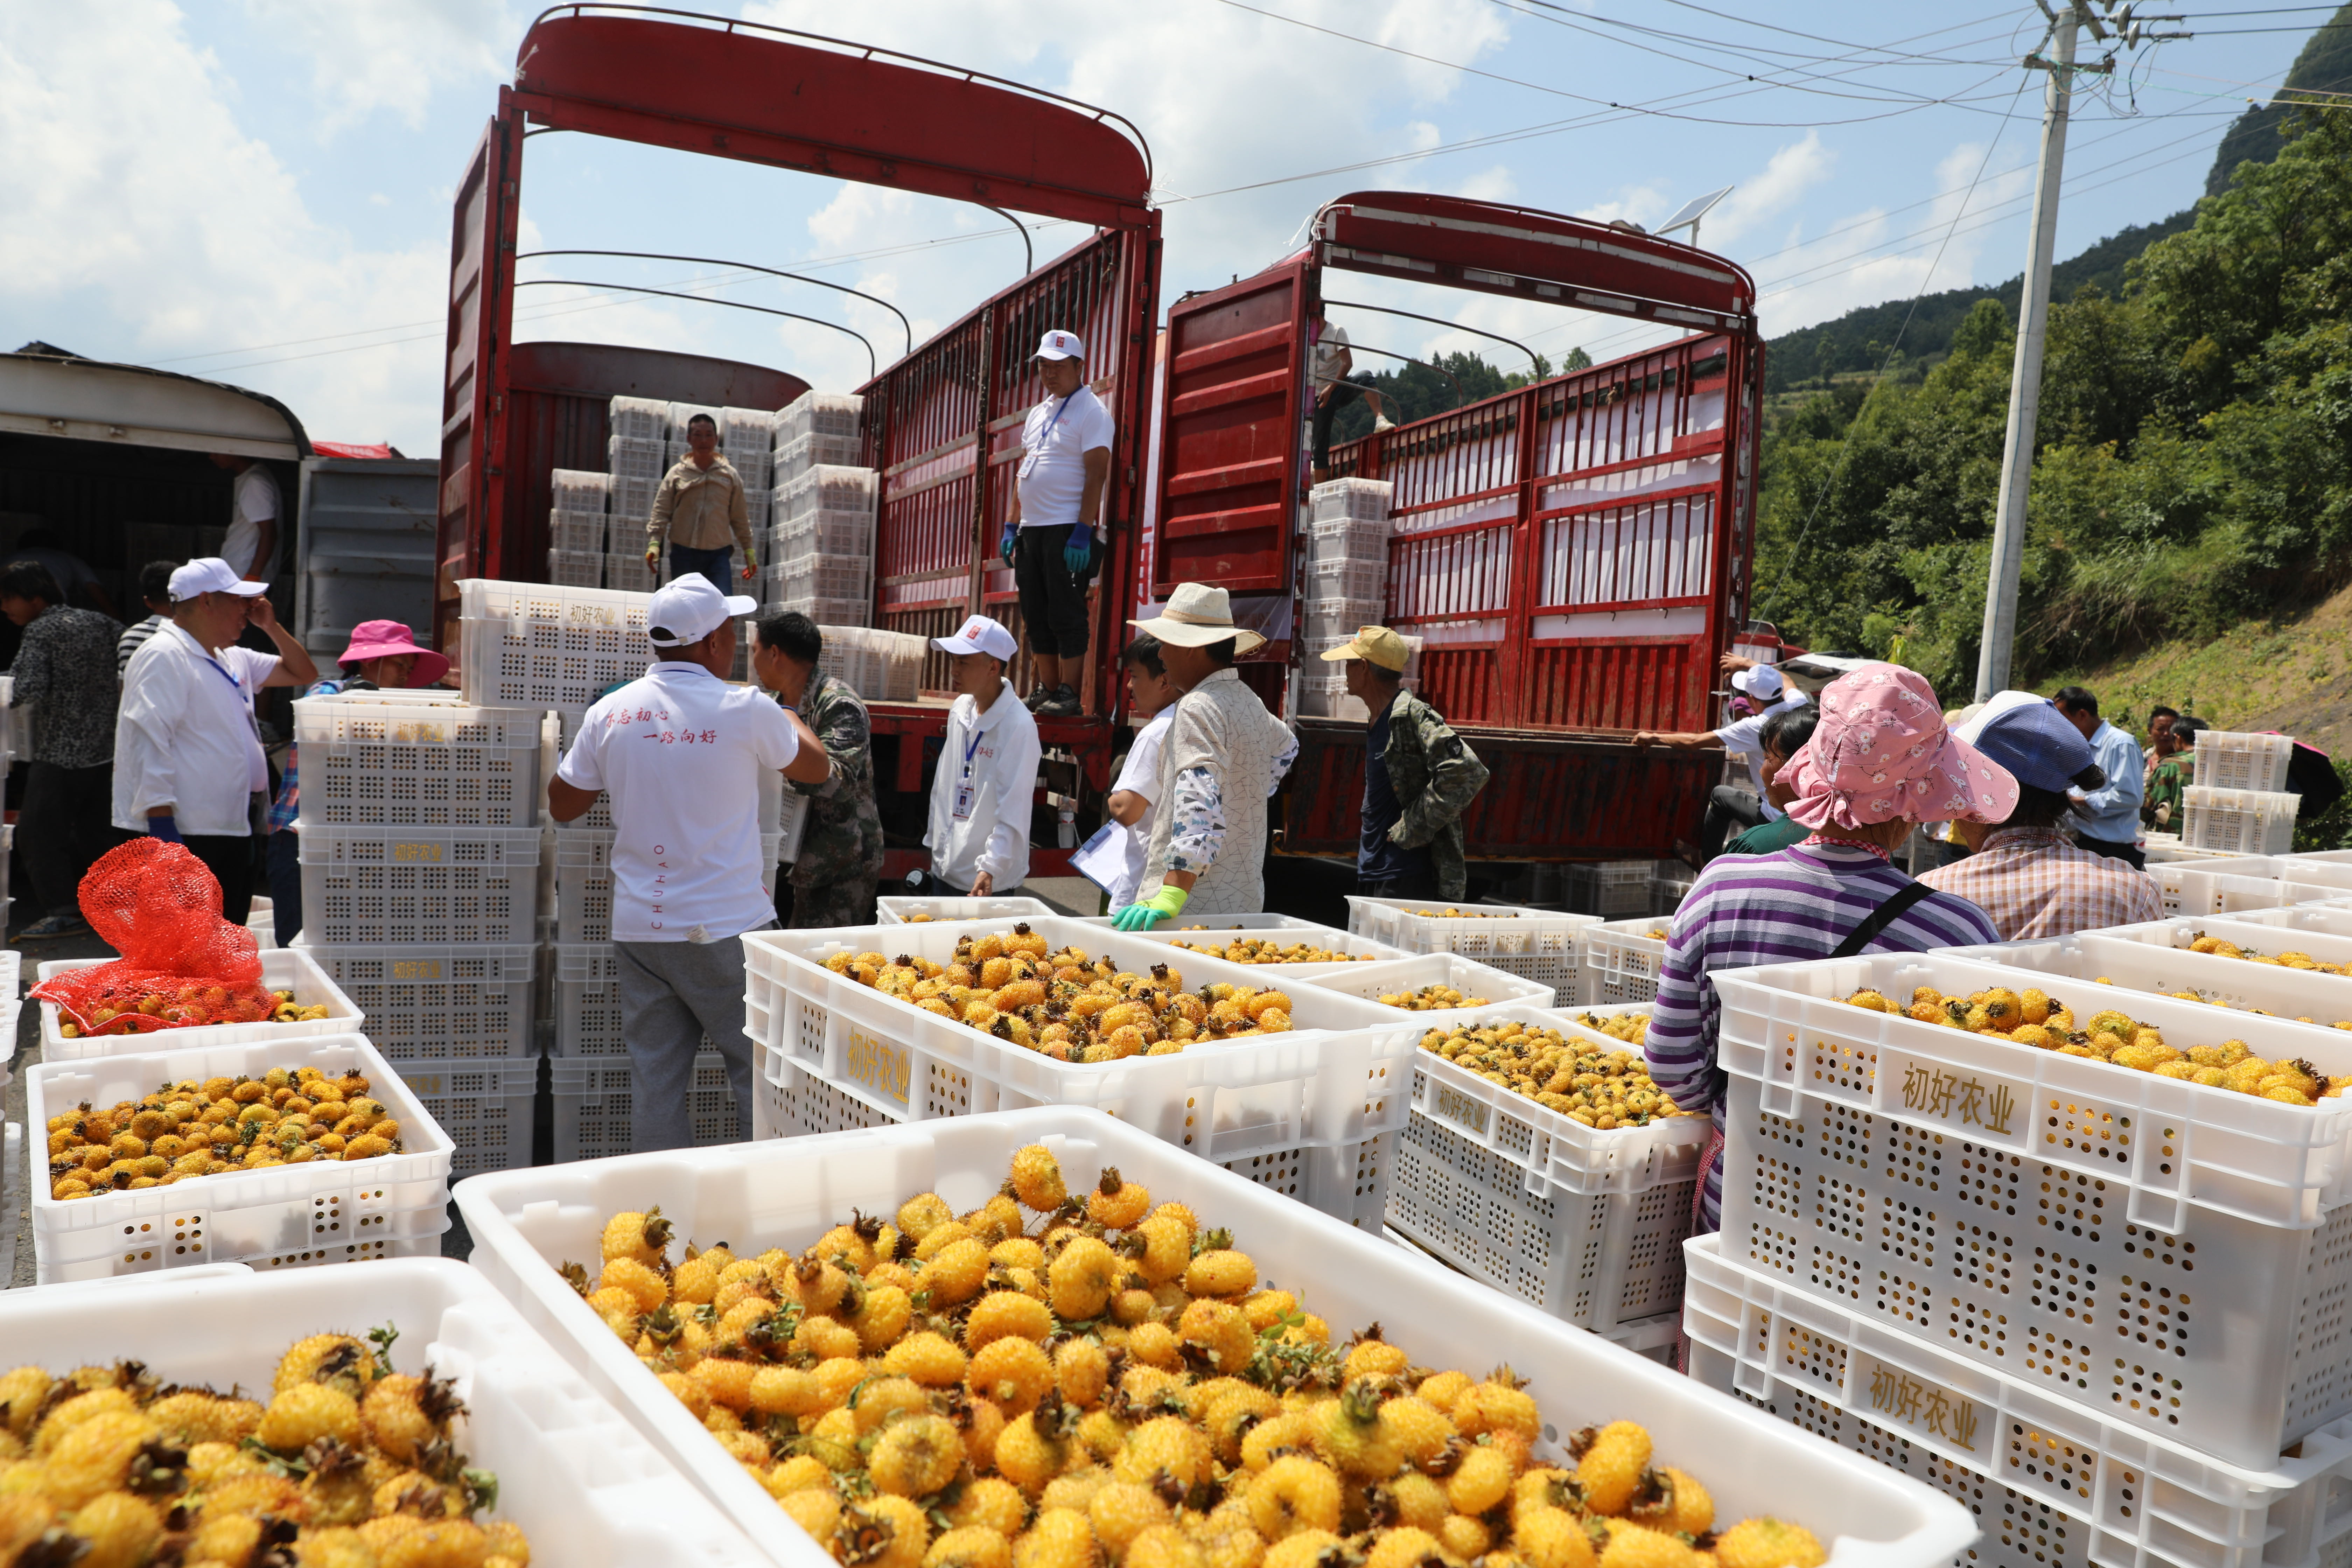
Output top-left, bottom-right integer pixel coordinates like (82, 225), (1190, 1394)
(1036, 684), (1082, 718)
(1023, 682), (1056, 712)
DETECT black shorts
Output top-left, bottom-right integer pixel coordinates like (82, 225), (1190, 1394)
(1013, 525), (1101, 661)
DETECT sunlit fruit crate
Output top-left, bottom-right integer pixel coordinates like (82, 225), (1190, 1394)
(37, 946), (363, 1060)
(1344, 895), (1598, 1006)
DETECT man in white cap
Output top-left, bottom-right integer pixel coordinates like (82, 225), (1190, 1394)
(550, 575), (829, 1151)
(923, 615), (1042, 895)
(1113, 584), (1299, 928)
(114, 558), (318, 924)
(1002, 329), (1114, 718)
(1632, 653), (1811, 862)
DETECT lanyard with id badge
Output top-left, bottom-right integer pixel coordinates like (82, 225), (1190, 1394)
(1016, 392), (1077, 484)
(952, 723), (986, 821)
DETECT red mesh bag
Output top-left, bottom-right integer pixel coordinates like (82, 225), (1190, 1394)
(30, 838), (278, 1035)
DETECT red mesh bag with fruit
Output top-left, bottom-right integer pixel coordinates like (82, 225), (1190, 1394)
(29, 838), (282, 1035)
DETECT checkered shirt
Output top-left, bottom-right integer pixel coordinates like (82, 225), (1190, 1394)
(1917, 826), (2163, 940)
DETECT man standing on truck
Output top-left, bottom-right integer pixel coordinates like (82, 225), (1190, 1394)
(1320, 625), (1489, 902)
(1114, 584), (1299, 928)
(1307, 301), (1390, 485)
(752, 610), (886, 928)
(209, 455), (279, 583)
(1003, 329), (1112, 719)
(550, 576), (828, 1150)
(645, 412), (756, 591)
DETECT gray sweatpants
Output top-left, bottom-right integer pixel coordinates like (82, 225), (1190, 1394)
(615, 928), (766, 1153)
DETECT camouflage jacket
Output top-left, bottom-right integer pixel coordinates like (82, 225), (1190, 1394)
(789, 672), (886, 887)
(1381, 688), (1490, 901)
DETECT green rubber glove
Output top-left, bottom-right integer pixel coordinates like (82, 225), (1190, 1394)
(1112, 885), (1189, 930)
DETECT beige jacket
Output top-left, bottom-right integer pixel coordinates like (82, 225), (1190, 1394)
(647, 455), (754, 556)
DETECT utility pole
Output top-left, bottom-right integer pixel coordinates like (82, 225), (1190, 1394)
(1973, 2), (2184, 701)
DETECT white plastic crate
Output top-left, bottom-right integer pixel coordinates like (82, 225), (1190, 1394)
(546, 547), (602, 588)
(608, 472), (656, 524)
(2184, 785), (2301, 855)
(2142, 831), (2247, 864)
(1307, 553), (1387, 605)
(0, 1257), (770, 1566)
(607, 394), (666, 441)
(777, 461), (878, 520)
(549, 506), (608, 553)
(298, 941), (536, 1061)
(2146, 855), (2346, 917)
(555, 830), (780, 944)
(1383, 1011), (1703, 1335)
(776, 546), (873, 603)
(874, 894), (1057, 924)
(1566, 858), (1655, 917)
(297, 823), (541, 945)
(2197, 730), (2299, 794)
(1290, 951), (1555, 1017)
(1295, 673), (1367, 723)
(1308, 513), (1391, 562)
(1345, 895), (1597, 1005)
(776, 591), (870, 627)
(1310, 475), (1393, 523)
(1652, 862), (1695, 917)
(607, 433), (665, 482)
(744, 485), (771, 533)
(0, 947), (23, 1085)
(552, 942), (623, 1056)
(606, 550), (660, 594)
(666, 399), (720, 441)
(1581, 913), (1676, 1004)
(772, 507), (877, 559)
(293, 694), (544, 828)
(456, 1108), (1973, 1568)
(1299, 598), (1384, 642)
(742, 917), (1417, 1226)
(772, 428), (861, 475)
(1709, 950), (2352, 1469)
(1686, 1236), (2352, 1568)
(388, 1054), (539, 1178)
(719, 403), (772, 455)
(458, 578), (652, 709)
(37, 945), (364, 1059)
(552, 1050), (741, 1159)
(1105, 916), (1414, 967)
(2, 1122), (18, 1287)
(25, 1033), (453, 1282)
(815, 624), (922, 701)
(775, 388), (862, 444)
(551, 466), (611, 510)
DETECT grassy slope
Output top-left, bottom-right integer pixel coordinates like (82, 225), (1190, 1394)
(2038, 578), (2352, 750)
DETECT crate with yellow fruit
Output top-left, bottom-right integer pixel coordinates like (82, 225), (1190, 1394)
(739, 919), (1422, 1228)
(1343, 897), (1599, 1007)
(1288, 953), (1553, 1018)
(1100, 915), (1414, 969)
(36, 946), (363, 1061)
(1387, 1002), (1709, 1334)
(1708, 948), (2352, 1470)
(1578, 918), (1678, 1008)
(451, 1107), (1975, 1568)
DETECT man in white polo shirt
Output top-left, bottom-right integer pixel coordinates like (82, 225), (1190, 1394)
(551, 575), (830, 1151)
(114, 557), (318, 924)
(922, 614), (1042, 896)
(1001, 329), (1114, 719)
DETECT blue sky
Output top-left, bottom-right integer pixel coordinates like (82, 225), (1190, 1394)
(0, 1), (2324, 451)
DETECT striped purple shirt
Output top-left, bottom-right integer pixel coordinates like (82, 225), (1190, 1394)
(1646, 843), (1998, 1231)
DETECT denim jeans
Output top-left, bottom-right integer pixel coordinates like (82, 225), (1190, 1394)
(665, 543), (734, 590)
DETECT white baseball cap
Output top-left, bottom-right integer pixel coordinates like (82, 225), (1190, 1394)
(646, 574), (757, 648)
(1731, 663), (1786, 702)
(932, 615), (1019, 663)
(169, 558), (268, 600)
(1035, 330), (1085, 362)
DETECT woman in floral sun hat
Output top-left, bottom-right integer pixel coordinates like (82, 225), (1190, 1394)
(1644, 663), (2019, 1237)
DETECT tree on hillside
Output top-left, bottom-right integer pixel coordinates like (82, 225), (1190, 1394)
(2204, 2), (2352, 196)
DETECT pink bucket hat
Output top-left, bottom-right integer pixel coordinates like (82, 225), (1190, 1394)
(1779, 663), (2018, 831)
(338, 620), (449, 687)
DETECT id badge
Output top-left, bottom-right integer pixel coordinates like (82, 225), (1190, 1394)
(952, 782), (977, 820)
(1017, 450), (1040, 481)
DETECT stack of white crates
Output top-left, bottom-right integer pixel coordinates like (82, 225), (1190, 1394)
(1298, 478), (1405, 720)
(546, 467), (609, 589)
(814, 625), (926, 702)
(721, 406), (775, 536)
(290, 691), (544, 1177)
(766, 391), (876, 625)
(2181, 730), (2302, 855)
(605, 396), (667, 593)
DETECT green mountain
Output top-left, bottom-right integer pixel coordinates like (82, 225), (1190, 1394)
(2205, 2), (2352, 196)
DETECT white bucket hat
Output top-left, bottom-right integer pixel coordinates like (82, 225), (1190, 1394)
(1128, 583), (1266, 656)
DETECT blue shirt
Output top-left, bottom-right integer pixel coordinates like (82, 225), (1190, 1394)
(1358, 695), (1430, 882)
(2068, 718), (2146, 844)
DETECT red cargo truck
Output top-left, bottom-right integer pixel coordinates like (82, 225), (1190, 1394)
(1154, 196), (1764, 872)
(435, 10), (1761, 884)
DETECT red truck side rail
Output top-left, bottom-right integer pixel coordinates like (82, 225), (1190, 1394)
(1151, 195), (1764, 863)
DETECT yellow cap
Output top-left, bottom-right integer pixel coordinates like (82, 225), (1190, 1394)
(1318, 625), (1412, 672)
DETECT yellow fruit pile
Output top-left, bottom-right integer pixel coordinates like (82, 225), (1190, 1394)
(1376, 986), (1490, 1012)
(2187, 933), (2352, 975)
(1168, 937), (1370, 965)
(1425, 1021), (1681, 1129)
(825, 926), (1295, 1061)
(1843, 985), (2352, 1105)
(57, 988), (330, 1040)
(1407, 909), (1498, 918)
(0, 1328), (529, 1567)
(1568, 1012), (1650, 1049)
(46, 1066), (406, 1201)
(567, 1146), (1816, 1568)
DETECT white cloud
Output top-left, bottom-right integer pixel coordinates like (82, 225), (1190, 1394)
(240, 0), (512, 134)
(1702, 131), (1833, 247)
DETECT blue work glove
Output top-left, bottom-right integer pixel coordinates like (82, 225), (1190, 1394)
(147, 815), (184, 845)
(1112, 885), (1190, 931)
(1001, 525), (1018, 568)
(1064, 523), (1095, 575)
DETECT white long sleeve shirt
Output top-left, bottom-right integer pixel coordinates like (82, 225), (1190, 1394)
(113, 621), (279, 835)
(925, 679), (1042, 892)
